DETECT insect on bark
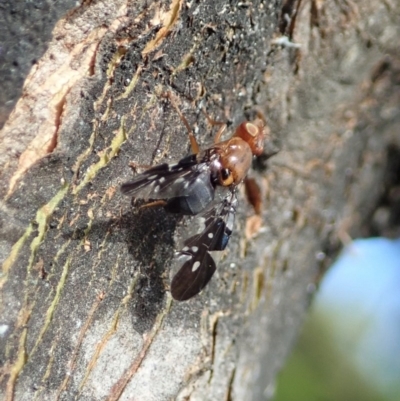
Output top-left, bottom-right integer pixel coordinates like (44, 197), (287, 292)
(121, 94), (266, 301)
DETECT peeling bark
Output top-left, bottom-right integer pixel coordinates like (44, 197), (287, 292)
(1, 0), (399, 400)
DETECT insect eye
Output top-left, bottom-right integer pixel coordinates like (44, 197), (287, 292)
(245, 122), (258, 137)
(219, 168), (234, 186)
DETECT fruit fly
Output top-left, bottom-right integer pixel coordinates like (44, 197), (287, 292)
(121, 95), (265, 301)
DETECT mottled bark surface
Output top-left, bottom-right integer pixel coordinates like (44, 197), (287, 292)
(1, 1), (399, 400)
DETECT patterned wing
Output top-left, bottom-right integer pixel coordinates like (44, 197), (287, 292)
(170, 192), (238, 301)
(121, 155), (202, 200)
(121, 152), (227, 215)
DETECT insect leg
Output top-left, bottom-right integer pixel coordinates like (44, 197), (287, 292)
(128, 161), (153, 173)
(213, 124), (227, 144)
(244, 177), (262, 215)
(199, 108), (227, 143)
(139, 200), (168, 210)
(166, 91), (200, 155)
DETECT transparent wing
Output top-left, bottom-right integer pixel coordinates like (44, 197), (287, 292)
(170, 192), (238, 301)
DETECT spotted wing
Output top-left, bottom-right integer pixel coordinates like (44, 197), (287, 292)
(121, 155), (206, 200)
(170, 192), (238, 301)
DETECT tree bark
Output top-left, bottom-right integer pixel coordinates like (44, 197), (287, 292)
(1, 0), (399, 400)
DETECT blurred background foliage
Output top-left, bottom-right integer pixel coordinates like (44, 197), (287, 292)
(273, 238), (400, 401)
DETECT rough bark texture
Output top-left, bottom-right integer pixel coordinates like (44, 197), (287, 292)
(1, 0), (399, 400)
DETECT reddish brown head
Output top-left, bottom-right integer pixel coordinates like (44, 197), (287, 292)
(233, 120), (265, 156)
